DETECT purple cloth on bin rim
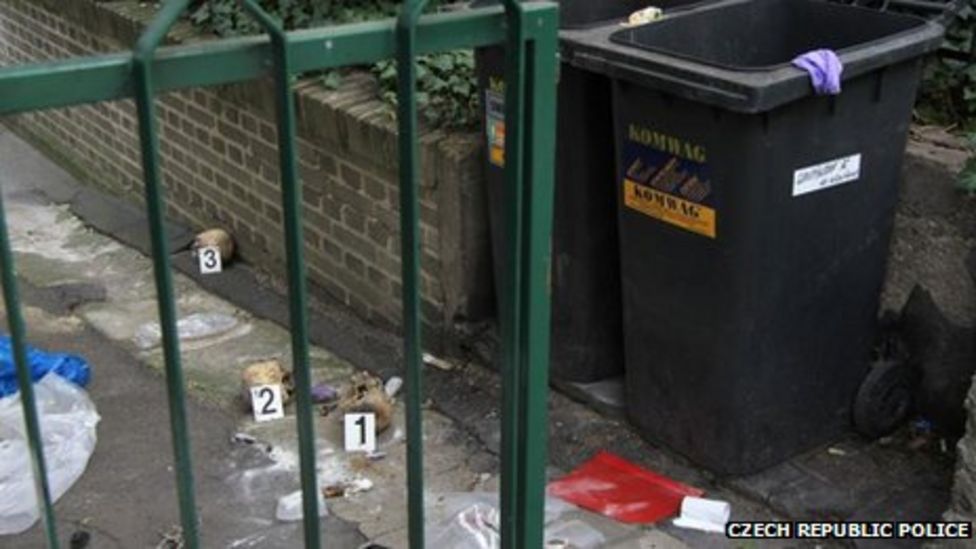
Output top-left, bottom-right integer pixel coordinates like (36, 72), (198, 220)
(791, 49), (843, 95)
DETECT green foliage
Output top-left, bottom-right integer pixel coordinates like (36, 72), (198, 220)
(188, 0), (408, 36)
(187, 1), (478, 129)
(373, 50), (479, 128)
(917, 1), (976, 129)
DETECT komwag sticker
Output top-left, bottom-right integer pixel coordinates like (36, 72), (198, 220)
(485, 77), (506, 168)
(621, 124), (716, 238)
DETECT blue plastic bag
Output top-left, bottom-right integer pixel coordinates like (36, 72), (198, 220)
(0, 335), (90, 398)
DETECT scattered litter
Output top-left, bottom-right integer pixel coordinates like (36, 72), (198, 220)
(672, 496), (731, 533)
(423, 352), (455, 371)
(0, 335), (91, 397)
(0, 375), (100, 535)
(474, 472), (492, 487)
(155, 525), (184, 549)
(231, 432), (273, 454)
(337, 372), (394, 434)
(241, 359), (294, 410)
(623, 6), (663, 26)
(322, 484), (345, 498)
(275, 489), (328, 522)
(134, 312), (239, 350)
(384, 376), (403, 399)
(228, 533), (269, 548)
(192, 228), (235, 262)
(232, 432), (257, 445)
(429, 503), (500, 548)
(912, 417), (934, 435)
(269, 445), (298, 469)
(346, 477), (374, 494)
(545, 519), (604, 549)
(366, 451), (387, 461)
(827, 447), (847, 456)
(427, 492), (591, 549)
(547, 451), (702, 524)
(311, 382), (339, 404)
(321, 477), (374, 498)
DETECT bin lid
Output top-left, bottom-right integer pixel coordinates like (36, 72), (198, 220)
(560, 0), (946, 113)
(826, 0), (963, 24)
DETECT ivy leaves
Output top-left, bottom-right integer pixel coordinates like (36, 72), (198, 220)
(373, 51), (479, 128)
(187, 1), (479, 129)
(918, 0), (976, 130)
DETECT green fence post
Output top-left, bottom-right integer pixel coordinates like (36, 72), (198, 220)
(497, 1), (528, 547)
(131, 1), (200, 547)
(238, 1), (321, 547)
(0, 192), (60, 548)
(513, 12), (558, 545)
(496, 2), (558, 547)
(395, 1), (429, 546)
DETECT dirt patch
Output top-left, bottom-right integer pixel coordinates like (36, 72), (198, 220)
(881, 131), (976, 328)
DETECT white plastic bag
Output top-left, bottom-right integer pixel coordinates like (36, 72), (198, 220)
(275, 489), (328, 522)
(134, 312), (238, 350)
(426, 492), (593, 549)
(0, 374), (100, 535)
(428, 503), (501, 549)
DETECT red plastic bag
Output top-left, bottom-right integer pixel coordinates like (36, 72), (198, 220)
(548, 451), (703, 524)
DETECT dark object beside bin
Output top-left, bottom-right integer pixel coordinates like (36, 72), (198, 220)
(564, 0), (944, 474)
(474, 0), (703, 382)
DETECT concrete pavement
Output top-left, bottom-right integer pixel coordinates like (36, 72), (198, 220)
(0, 125), (681, 547)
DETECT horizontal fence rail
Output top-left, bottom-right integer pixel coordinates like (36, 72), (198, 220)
(0, 1), (558, 548)
(0, 4), (555, 116)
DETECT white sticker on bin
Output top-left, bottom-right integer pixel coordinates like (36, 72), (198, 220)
(792, 153), (861, 197)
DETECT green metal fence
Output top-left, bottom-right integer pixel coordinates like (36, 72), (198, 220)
(0, 0), (557, 547)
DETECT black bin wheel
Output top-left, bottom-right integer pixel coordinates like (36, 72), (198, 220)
(853, 359), (914, 439)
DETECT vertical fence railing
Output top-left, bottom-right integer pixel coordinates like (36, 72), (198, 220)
(395, 1), (429, 546)
(131, 2), (201, 546)
(235, 2), (322, 546)
(504, 8), (557, 545)
(0, 1), (558, 547)
(0, 193), (60, 549)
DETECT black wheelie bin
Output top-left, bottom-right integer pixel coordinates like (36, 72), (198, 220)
(562, 0), (945, 474)
(473, 0), (705, 382)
